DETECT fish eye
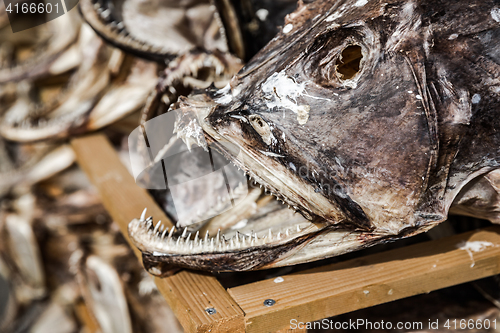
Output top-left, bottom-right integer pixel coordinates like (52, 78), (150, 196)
(335, 45), (363, 80)
(310, 36), (365, 88)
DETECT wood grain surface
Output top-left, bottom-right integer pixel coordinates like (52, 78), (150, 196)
(228, 227), (500, 333)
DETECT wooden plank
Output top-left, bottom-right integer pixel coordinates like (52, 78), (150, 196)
(71, 134), (245, 333)
(228, 226), (500, 333)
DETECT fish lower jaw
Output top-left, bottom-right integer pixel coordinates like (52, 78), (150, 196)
(128, 213), (320, 256)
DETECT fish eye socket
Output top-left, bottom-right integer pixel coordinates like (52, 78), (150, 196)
(335, 45), (363, 80)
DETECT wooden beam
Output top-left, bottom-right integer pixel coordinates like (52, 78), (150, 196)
(72, 134), (245, 333)
(228, 226), (500, 333)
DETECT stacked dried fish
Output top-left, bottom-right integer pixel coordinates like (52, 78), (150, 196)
(0, 6), (177, 332)
(0, 165), (183, 332)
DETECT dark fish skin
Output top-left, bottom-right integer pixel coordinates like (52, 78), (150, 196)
(206, 0), (500, 232)
(134, 0), (500, 274)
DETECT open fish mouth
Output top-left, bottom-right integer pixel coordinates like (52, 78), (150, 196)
(126, 94), (367, 274)
(127, 93), (407, 275)
(126, 96), (334, 273)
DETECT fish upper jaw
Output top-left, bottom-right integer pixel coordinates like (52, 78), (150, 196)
(168, 90), (353, 226)
(201, 102), (364, 229)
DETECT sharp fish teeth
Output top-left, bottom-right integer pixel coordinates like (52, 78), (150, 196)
(204, 231), (209, 243)
(153, 220), (162, 233)
(140, 208), (147, 222)
(161, 228), (168, 239)
(222, 235), (227, 249)
(296, 224), (301, 232)
(168, 226), (175, 238)
(194, 231), (199, 243)
(182, 228), (188, 238)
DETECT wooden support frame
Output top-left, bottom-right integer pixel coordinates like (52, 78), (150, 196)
(72, 134), (500, 333)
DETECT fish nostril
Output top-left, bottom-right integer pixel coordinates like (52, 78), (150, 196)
(249, 115), (273, 145)
(335, 45), (363, 80)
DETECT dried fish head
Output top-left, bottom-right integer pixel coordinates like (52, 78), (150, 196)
(205, 0), (435, 232)
(130, 0), (500, 272)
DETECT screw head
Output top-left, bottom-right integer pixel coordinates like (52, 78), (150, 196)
(263, 299), (276, 307)
(205, 308), (217, 315)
